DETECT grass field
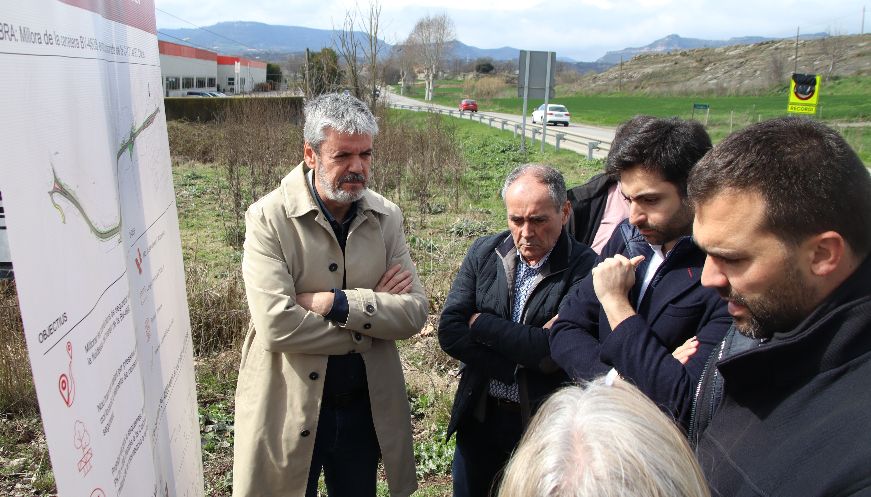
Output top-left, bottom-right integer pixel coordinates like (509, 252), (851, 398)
(397, 75), (871, 163)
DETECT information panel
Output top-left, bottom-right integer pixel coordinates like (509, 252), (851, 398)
(0, 2), (203, 496)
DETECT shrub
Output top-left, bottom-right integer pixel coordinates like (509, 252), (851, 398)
(0, 280), (37, 414)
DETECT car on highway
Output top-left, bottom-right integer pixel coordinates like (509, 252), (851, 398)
(532, 104), (571, 126)
(459, 99), (478, 112)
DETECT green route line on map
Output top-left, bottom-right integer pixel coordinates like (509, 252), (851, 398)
(48, 107), (161, 241)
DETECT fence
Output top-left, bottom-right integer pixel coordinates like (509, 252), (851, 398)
(388, 103), (612, 159)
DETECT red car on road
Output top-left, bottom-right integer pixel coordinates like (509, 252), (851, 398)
(459, 99), (478, 112)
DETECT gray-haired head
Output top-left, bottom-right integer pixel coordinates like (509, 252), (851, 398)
(303, 93), (379, 154)
(498, 378), (711, 497)
(501, 164), (567, 211)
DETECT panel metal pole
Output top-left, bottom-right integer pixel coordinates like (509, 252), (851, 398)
(541, 52), (552, 153)
(520, 51), (531, 152)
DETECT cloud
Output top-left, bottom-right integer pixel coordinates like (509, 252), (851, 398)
(154, 0), (866, 61)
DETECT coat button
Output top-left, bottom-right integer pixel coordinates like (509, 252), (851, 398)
(329, 263), (338, 272)
(363, 323), (371, 330)
(354, 332), (363, 341)
(309, 372), (319, 380)
(300, 429), (311, 437)
(365, 304), (375, 313)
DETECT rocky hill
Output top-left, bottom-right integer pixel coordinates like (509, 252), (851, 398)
(572, 34), (871, 95)
(595, 33), (826, 64)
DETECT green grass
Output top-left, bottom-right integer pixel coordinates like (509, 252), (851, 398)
(173, 161), (242, 273)
(397, 76), (871, 164)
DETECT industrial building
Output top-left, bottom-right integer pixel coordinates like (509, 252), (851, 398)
(158, 40), (267, 96)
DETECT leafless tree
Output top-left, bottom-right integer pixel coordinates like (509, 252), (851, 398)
(405, 14), (456, 101)
(391, 42), (416, 95)
(333, 0), (384, 107)
(334, 11), (363, 99)
(360, 0), (382, 107)
(820, 30), (846, 80)
(768, 53), (786, 88)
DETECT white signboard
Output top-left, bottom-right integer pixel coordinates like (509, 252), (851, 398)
(0, 2), (203, 496)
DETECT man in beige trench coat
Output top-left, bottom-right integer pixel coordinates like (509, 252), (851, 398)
(233, 92), (428, 497)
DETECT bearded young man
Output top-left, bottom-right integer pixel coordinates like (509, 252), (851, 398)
(688, 116), (871, 496)
(549, 117), (730, 427)
(233, 93), (427, 497)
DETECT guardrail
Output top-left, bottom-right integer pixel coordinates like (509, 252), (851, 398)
(388, 103), (611, 159)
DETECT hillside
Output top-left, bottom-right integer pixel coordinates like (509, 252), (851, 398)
(596, 33), (826, 64)
(572, 34), (871, 95)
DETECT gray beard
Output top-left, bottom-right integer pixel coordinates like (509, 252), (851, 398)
(316, 168), (367, 204)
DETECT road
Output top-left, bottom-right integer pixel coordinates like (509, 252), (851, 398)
(384, 90), (617, 159)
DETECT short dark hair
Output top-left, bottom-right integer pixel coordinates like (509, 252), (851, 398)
(605, 117), (712, 195)
(688, 116), (871, 256)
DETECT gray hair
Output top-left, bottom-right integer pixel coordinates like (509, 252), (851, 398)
(303, 92), (379, 153)
(501, 164), (567, 210)
(498, 378), (711, 497)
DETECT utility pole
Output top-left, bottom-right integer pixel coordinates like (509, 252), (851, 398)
(794, 27), (800, 74)
(304, 48), (310, 97)
(862, 5), (866, 35)
(619, 56), (624, 92)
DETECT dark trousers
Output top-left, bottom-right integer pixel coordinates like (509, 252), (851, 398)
(304, 396), (381, 497)
(452, 397), (525, 497)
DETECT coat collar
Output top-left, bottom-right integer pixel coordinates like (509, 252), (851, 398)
(280, 162), (391, 220)
(495, 228), (574, 277)
(719, 253), (871, 393)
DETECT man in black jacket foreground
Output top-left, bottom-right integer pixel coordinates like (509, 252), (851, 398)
(438, 164), (597, 497)
(688, 116), (871, 496)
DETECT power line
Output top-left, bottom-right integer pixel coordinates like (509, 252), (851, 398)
(155, 7), (260, 52)
(156, 30), (217, 52)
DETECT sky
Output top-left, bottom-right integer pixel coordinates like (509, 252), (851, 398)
(153, 0), (867, 61)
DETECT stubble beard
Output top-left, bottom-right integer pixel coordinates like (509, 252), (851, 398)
(637, 202), (694, 248)
(728, 264), (815, 340)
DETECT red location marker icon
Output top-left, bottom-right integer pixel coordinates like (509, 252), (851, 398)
(59, 341), (75, 407)
(59, 373), (73, 407)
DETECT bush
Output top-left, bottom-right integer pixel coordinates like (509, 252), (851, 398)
(0, 280), (37, 414)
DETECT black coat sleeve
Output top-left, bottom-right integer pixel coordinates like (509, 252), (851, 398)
(599, 293), (731, 426)
(548, 274), (612, 380)
(438, 238), (516, 383)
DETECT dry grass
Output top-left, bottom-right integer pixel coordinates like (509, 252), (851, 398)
(0, 280), (35, 415)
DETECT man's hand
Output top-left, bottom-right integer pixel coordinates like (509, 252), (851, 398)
(376, 263), (413, 294)
(672, 336), (699, 365)
(468, 312), (481, 327)
(295, 292), (335, 316)
(542, 314), (559, 329)
(592, 254), (644, 301)
(593, 254), (644, 330)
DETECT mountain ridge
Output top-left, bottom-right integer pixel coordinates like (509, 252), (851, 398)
(157, 21), (831, 71)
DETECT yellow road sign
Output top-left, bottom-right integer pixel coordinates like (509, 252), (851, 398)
(788, 73), (821, 114)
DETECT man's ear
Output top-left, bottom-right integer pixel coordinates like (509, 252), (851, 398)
(807, 231), (846, 277)
(560, 200), (571, 225)
(303, 142), (317, 169)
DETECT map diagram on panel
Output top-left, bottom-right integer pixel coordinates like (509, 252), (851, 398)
(47, 106), (161, 243)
